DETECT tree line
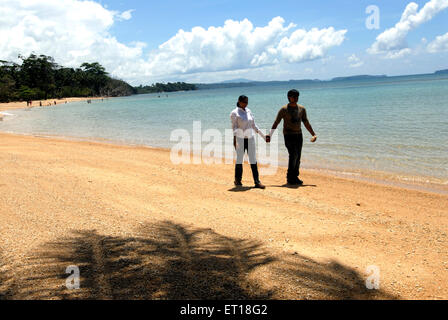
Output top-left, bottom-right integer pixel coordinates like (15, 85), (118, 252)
(135, 82), (197, 94)
(0, 54), (135, 102)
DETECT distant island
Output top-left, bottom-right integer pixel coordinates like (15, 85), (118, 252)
(220, 78), (253, 84)
(194, 69), (447, 90)
(434, 69), (448, 75)
(194, 76), (385, 90)
(0, 54), (135, 103)
(134, 82), (196, 94)
(331, 75), (388, 81)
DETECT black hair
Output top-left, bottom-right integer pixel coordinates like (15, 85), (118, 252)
(287, 89), (300, 99)
(237, 95), (248, 107)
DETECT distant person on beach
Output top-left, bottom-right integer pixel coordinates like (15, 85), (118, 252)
(266, 89), (317, 185)
(39, 101), (42, 107)
(230, 95), (267, 189)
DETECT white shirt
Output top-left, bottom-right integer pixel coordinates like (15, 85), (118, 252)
(230, 107), (264, 139)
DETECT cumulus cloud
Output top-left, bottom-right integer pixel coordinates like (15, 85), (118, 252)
(367, 0), (448, 58)
(145, 19), (347, 76)
(0, 0), (347, 84)
(347, 54), (364, 68)
(0, 0), (144, 72)
(384, 48), (412, 59)
(427, 32), (448, 52)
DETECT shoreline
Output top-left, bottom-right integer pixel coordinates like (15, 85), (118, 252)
(0, 131), (446, 299)
(1, 129), (447, 195)
(0, 96), (106, 116)
(0, 97), (446, 195)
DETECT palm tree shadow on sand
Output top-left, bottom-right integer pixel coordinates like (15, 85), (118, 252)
(0, 256), (10, 299)
(2, 221), (397, 300)
(0, 252), (20, 299)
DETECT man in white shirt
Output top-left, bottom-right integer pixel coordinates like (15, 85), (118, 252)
(230, 95), (266, 189)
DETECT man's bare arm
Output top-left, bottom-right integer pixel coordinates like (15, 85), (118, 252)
(303, 120), (315, 136)
(303, 120), (317, 142)
(266, 110), (283, 143)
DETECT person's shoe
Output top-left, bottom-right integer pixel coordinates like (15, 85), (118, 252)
(254, 183), (266, 189)
(296, 178), (304, 185)
(234, 181), (243, 187)
(287, 180), (298, 185)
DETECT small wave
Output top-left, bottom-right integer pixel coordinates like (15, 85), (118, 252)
(0, 112), (16, 116)
(338, 171), (362, 176)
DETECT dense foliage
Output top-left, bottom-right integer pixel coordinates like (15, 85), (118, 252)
(135, 82), (196, 94)
(0, 54), (135, 102)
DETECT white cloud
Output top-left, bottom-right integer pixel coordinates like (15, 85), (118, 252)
(145, 20), (347, 76)
(0, 0), (347, 84)
(276, 27), (346, 64)
(384, 48), (412, 59)
(367, 0), (448, 58)
(347, 54), (364, 67)
(427, 32), (448, 52)
(117, 9), (134, 21)
(304, 68), (313, 74)
(0, 0), (144, 75)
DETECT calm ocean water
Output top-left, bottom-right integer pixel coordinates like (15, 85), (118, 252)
(1, 74), (448, 188)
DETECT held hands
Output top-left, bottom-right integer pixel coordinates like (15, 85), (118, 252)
(310, 135), (317, 143)
(266, 129), (275, 143)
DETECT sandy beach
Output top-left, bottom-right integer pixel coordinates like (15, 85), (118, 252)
(0, 97), (105, 121)
(0, 132), (446, 300)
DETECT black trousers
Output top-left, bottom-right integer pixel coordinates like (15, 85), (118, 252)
(284, 133), (303, 182)
(235, 138), (260, 184)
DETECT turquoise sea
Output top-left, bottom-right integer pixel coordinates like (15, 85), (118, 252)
(1, 74), (448, 191)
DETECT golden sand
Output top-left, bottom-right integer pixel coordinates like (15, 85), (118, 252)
(0, 97), (105, 112)
(0, 132), (446, 299)
(0, 97), (106, 122)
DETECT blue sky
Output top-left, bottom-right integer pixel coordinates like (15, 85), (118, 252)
(1, 0), (448, 84)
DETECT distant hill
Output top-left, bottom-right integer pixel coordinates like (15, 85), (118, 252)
(195, 71), (447, 90)
(195, 82), (257, 90)
(331, 75), (388, 81)
(220, 78), (253, 83)
(434, 69), (448, 75)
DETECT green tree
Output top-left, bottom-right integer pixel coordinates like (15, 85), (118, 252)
(0, 54), (135, 102)
(19, 54), (57, 99)
(80, 62), (109, 95)
(0, 74), (16, 101)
